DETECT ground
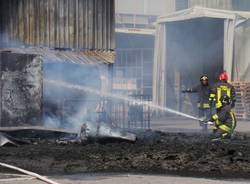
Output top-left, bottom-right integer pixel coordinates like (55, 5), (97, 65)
(151, 117), (250, 133)
(1, 131), (250, 178)
(1, 118), (250, 183)
(50, 174), (250, 184)
(1, 173), (250, 184)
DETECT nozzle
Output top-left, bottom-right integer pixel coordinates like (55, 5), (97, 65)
(198, 117), (207, 122)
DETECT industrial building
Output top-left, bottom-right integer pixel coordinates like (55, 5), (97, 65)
(114, 0), (250, 99)
(169, 0), (250, 11)
(113, 0), (165, 98)
(114, 0), (250, 120)
(153, 6), (250, 118)
(113, 29), (154, 97)
(1, 1), (250, 183)
(0, 0), (115, 127)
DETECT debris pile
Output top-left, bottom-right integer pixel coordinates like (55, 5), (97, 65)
(0, 131), (250, 178)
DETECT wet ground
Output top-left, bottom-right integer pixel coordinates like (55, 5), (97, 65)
(1, 130), (250, 179)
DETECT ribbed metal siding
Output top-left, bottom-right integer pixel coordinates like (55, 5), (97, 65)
(0, 0), (115, 51)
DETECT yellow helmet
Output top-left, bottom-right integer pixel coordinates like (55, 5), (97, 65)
(200, 75), (208, 81)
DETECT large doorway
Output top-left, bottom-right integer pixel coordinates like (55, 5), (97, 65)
(165, 18), (224, 115)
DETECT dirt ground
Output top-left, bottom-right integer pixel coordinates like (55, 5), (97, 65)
(1, 131), (250, 179)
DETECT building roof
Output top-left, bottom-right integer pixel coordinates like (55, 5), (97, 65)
(0, 47), (115, 65)
(157, 6), (250, 23)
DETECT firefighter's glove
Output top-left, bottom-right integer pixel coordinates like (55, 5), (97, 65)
(200, 117), (214, 126)
(206, 121), (214, 125)
(209, 94), (216, 106)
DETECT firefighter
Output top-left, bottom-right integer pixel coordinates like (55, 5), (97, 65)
(209, 95), (236, 140)
(209, 71), (236, 110)
(182, 75), (211, 132)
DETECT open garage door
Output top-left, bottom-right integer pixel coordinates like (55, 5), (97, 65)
(153, 7), (250, 116)
(165, 18), (224, 114)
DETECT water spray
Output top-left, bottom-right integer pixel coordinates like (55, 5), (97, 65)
(45, 79), (200, 121)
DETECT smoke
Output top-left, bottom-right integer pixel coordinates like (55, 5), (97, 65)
(0, 8), (227, 133)
(0, 33), (114, 134)
(43, 113), (61, 129)
(43, 61), (108, 133)
(43, 66), (134, 139)
(163, 18), (225, 116)
(45, 79), (199, 121)
(0, 0), (235, 135)
(0, 33), (27, 49)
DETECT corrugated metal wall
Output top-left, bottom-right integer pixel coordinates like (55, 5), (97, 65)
(0, 0), (115, 51)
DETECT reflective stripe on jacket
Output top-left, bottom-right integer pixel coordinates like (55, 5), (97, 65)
(211, 105), (236, 134)
(210, 82), (236, 109)
(185, 84), (211, 109)
(197, 103), (210, 109)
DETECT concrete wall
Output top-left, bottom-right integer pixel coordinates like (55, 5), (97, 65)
(0, 52), (42, 127)
(116, 0), (173, 15)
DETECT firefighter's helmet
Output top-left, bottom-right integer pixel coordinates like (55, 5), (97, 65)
(219, 71), (228, 81)
(220, 95), (231, 106)
(200, 75), (208, 82)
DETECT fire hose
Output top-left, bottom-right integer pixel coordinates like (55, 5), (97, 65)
(0, 162), (59, 184)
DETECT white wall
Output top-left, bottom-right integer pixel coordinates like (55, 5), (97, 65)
(115, 0), (174, 15)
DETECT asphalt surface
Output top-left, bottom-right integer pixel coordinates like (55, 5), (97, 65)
(151, 117), (250, 133)
(51, 174), (250, 184)
(1, 173), (250, 184)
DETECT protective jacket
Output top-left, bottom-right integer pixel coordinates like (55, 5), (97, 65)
(211, 104), (236, 138)
(184, 85), (211, 109)
(209, 81), (236, 109)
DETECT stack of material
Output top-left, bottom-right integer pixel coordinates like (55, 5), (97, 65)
(231, 82), (250, 120)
